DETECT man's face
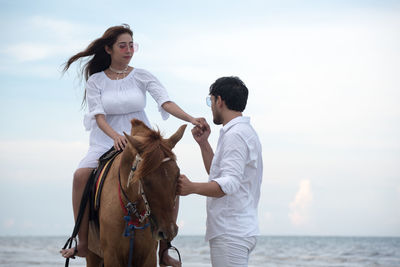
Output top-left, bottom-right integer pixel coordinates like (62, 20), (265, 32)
(211, 95), (223, 125)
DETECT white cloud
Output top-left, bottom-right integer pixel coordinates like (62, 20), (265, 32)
(4, 42), (91, 64)
(3, 41), (88, 62)
(27, 15), (102, 40)
(1, 16), (98, 63)
(4, 43), (54, 62)
(30, 16), (84, 36)
(3, 218), (15, 228)
(0, 140), (87, 181)
(289, 179), (313, 226)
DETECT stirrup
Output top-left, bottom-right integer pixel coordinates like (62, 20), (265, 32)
(160, 241), (182, 265)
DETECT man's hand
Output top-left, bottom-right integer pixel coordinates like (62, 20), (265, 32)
(191, 119), (211, 145)
(177, 174), (194, 196)
(191, 117), (206, 129)
(177, 174), (226, 198)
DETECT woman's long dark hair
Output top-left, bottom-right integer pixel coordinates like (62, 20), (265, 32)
(63, 24), (133, 106)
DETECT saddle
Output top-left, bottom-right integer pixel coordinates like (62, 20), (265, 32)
(87, 147), (122, 257)
(89, 147), (122, 225)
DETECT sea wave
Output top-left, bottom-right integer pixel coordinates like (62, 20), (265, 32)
(0, 235), (399, 266)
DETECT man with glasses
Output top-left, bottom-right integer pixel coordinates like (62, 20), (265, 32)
(178, 76), (263, 267)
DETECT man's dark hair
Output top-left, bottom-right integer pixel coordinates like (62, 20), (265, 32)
(209, 76), (248, 112)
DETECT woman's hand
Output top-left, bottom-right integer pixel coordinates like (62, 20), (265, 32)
(191, 117), (207, 130)
(113, 134), (127, 151)
(95, 114), (127, 150)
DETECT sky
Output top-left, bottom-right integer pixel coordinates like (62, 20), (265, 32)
(0, 0), (399, 237)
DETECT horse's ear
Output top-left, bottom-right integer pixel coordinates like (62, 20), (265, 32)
(130, 119), (151, 136)
(124, 132), (146, 153)
(166, 124), (187, 149)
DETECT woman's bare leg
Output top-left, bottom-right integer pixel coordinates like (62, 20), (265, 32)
(60, 168), (94, 258)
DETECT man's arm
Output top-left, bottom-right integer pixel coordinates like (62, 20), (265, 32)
(192, 120), (213, 174)
(198, 140), (213, 174)
(177, 174), (225, 198)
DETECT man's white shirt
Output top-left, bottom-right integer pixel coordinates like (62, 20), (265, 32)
(205, 116), (263, 242)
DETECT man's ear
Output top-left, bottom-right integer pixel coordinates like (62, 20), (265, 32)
(216, 95), (223, 107)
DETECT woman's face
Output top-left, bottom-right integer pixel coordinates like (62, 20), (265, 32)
(107, 33), (134, 65)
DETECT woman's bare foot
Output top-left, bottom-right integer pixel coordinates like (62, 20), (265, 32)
(60, 242), (88, 258)
(160, 253), (182, 267)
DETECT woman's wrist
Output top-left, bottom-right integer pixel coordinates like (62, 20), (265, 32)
(110, 132), (120, 140)
(189, 116), (196, 124)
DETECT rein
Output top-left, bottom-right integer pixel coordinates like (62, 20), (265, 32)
(117, 153), (175, 267)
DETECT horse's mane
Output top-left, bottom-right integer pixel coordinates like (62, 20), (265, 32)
(131, 128), (176, 183)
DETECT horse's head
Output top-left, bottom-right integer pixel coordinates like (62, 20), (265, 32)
(122, 119), (186, 242)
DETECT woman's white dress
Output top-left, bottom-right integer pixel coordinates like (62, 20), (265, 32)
(77, 68), (170, 169)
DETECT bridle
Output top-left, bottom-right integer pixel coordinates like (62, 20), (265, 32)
(118, 154), (173, 224)
(117, 153), (177, 267)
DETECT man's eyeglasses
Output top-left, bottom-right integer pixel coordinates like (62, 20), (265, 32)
(206, 95), (212, 107)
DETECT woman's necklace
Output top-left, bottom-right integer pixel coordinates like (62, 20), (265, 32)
(109, 65), (129, 80)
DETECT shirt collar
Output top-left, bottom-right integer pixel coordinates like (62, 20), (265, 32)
(220, 116), (250, 134)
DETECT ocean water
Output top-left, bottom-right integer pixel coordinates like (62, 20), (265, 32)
(0, 235), (399, 266)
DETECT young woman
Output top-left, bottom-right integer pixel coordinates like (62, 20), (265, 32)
(60, 24), (201, 267)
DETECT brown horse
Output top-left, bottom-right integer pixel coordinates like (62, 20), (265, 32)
(86, 119), (186, 267)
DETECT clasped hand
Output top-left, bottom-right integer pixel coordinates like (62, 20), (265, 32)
(191, 118), (211, 144)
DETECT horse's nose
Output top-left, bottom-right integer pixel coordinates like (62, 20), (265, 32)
(158, 224), (178, 241)
(158, 231), (168, 240)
